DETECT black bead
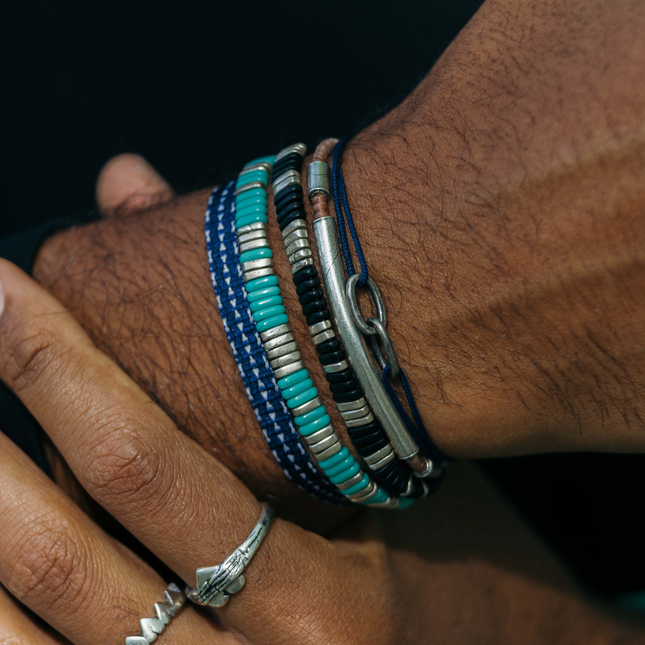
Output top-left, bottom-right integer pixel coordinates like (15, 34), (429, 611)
(293, 265), (318, 285)
(276, 199), (304, 221)
(278, 210), (306, 232)
(274, 191), (301, 213)
(299, 289), (324, 306)
(272, 161), (301, 179)
(325, 369), (353, 384)
(302, 300), (327, 316)
(352, 434), (389, 452)
(332, 388), (362, 403)
(349, 433), (381, 450)
(306, 310), (330, 326)
(319, 349), (345, 365)
(296, 278), (320, 296)
(373, 459), (399, 478)
(347, 420), (381, 438)
(274, 184), (302, 209)
(272, 153), (302, 174)
(316, 338), (341, 355)
(380, 472), (408, 495)
(329, 379), (358, 393)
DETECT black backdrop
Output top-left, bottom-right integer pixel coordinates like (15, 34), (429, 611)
(1, 0), (642, 596)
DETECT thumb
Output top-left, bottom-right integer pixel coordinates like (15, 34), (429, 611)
(95, 153), (174, 216)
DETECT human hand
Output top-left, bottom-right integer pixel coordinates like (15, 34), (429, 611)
(1, 259), (643, 644)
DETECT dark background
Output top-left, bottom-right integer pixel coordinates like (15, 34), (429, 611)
(1, 0), (642, 596)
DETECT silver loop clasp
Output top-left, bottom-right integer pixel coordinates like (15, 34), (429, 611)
(367, 317), (400, 379)
(346, 273), (387, 337)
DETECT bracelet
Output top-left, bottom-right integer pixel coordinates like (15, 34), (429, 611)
(234, 155), (402, 508)
(272, 143), (427, 499)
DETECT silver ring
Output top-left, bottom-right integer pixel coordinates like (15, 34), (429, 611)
(345, 273), (387, 337)
(125, 583), (186, 645)
(186, 503), (275, 608)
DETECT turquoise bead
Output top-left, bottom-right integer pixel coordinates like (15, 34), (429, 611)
(236, 169), (269, 187)
(298, 413), (331, 436)
(341, 474), (371, 496)
(239, 247), (272, 263)
(236, 205), (268, 221)
(365, 489), (388, 505)
(318, 446), (350, 470)
(256, 313), (289, 333)
(324, 456), (356, 478)
(249, 296), (283, 313)
(252, 305), (285, 323)
(246, 275), (278, 292)
(246, 286), (280, 303)
(277, 369), (309, 390)
(237, 191), (267, 207)
(398, 498), (414, 510)
(281, 378), (314, 400)
(245, 155), (275, 167)
(286, 386), (318, 409)
(294, 405), (326, 426)
(329, 462), (361, 484)
(235, 214), (268, 229)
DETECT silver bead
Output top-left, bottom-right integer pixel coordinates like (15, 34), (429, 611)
(401, 476), (414, 497)
(241, 258), (272, 273)
(241, 161), (272, 174)
(368, 496), (399, 509)
(285, 238), (310, 257)
(335, 470), (364, 490)
(235, 181), (265, 196)
(290, 257), (314, 274)
(237, 228), (267, 244)
(290, 396), (323, 417)
(310, 434), (340, 455)
(311, 328), (336, 344)
(283, 228), (309, 249)
(288, 248), (312, 264)
(412, 458), (442, 479)
(272, 171), (300, 195)
(270, 350), (302, 369)
(281, 218), (307, 239)
(341, 403), (372, 421)
(272, 168), (299, 186)
(273, 360), (306, 379)
(323, 359), (349, 373)
(237, 221), (267, 236)
(364, 445), (394, 466)
(344, 411), (375, 427)
(368, 451), (397, 473)
(275, 143), (307, 162)
(346, 480), (378, 502)
(303, 424), (334, 445)
(239, 238), (269, 253)
(261, 324), (291, 342)
(263, 332), (294, 351)
(266, 341), (298, 360)
(336, 397), (367, 412)
(308, 320), (332, 336)
(307, 161), (331, 200)
(244, 267), (274, 282)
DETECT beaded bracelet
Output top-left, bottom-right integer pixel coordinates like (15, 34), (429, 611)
(234, 153), (404, 508)
(271, 143), (428, 499)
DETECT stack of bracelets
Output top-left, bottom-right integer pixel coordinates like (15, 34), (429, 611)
(205, 139), (449, 509)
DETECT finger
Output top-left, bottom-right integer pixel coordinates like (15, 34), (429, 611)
(0, 584), (63, 645)
(0, 430), (238, 644)
(96, 153), (174, 216)
(0, 264), (388, 643)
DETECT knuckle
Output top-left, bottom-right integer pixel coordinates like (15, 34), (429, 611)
(83, 427), (170, 515)
(4, 518), (88, 613)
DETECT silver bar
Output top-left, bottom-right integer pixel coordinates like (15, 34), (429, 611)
(273, 174), (300, 196)
(303, 424), (334, 445)
(288, 248), (312, 264)
(368, 451), (396, 471)
(275, 142), (307, 162)
(312, 328), (336, 344)
(261, 323), (291, 342)
(283, 229), (309, 249)
(309, 434), (339, 454)
(341, 404), (372, 421)
(313, 216), (419, 460)
(323, 360), (349, 373)
(307, 161), (331, 200)
(281, 218), (307, 239)
(291, 396), (323, 417)
(364, 445), (394, 466)
(237, 222), (267, 236)
(308, 320), (331, 336)
(237, 229), (267, 244)
(241, 161), (272, 173)
(291, 258), (314, 274)
(266, 341), (298, 360)
(239, 238), (269, 253)
(264, 332), (294, 352)
(285, 238), (310, 257)
(314, 440), (342, 461)
(337, 397), (367, 412)
(241, 258), (272, 272)
(344, 411), (375, 428)
(244, 267), (274, 282)
(346, 481), (379, 502)
(235, 181), (265, 196)
(270, 351), (302, 369)
(335, 470), (364, 490)
(273, 360), (305, 379)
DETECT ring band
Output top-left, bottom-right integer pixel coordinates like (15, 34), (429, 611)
(186, 503), (275, 608)
(125, 583), (186, 645)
